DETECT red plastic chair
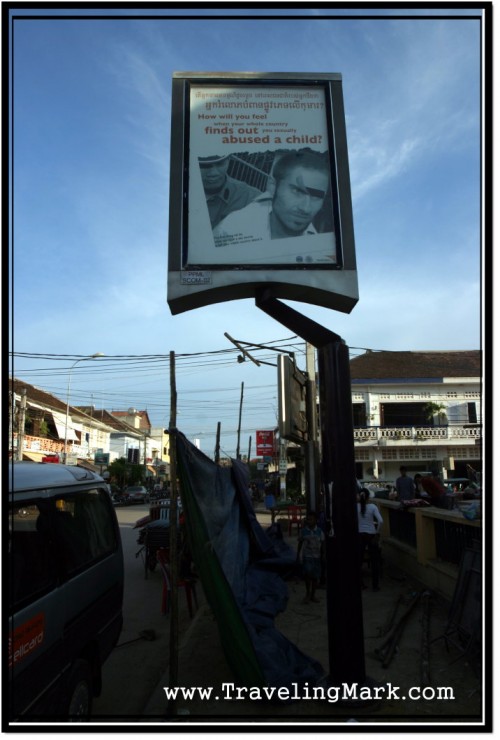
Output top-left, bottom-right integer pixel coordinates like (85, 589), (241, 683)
(157, 548), (198, 618)
(287, 506), (303, 536)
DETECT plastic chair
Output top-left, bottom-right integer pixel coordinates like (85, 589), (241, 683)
(157, 548), (198, 618)
(287, 505), (303, 536)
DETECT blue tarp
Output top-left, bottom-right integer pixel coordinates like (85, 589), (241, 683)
(176, 432), (325, 691)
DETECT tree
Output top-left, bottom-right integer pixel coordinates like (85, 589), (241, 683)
(423, 402), (447, 426)
(107, 457), (129, 489)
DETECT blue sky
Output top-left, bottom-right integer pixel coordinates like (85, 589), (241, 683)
(8, 6), (486, 458)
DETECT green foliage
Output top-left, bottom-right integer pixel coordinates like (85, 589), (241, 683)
(107, 457), (144, 488)
(107, 457), (128, 488)
(423, 402), (447, 425)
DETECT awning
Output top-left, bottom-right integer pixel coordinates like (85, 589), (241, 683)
(76, 459), (101, 473)
(23, 451), (45, 462)
(51, 410), (79, 442)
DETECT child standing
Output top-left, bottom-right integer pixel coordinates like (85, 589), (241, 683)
(357, 489), (384, 591)
(297, 511), (325, 604)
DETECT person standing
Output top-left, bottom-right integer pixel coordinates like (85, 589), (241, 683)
(297, 511), (325, 604)
(357, 489), (384, 591)
(395, 466), (416, 501)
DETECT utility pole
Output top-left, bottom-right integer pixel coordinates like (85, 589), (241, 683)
(279, 439), (287, 501)
(89, 396), (94, 459)
(305, 342), (320, 512)
(236, 381), (244, 460)
(143, 434), (148, 484)
(16, 389), (27, 461)
(214, 422), (221, 464)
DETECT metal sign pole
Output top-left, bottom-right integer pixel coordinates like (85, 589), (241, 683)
(317, 339), (365, 682)
(256, 289), (365, 684)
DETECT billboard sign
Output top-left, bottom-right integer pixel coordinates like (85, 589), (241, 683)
(256, 429), (275, 457)
(94, 451), (110, 465)
(278, 354), (308, 443)
(168, 72), (357, 315)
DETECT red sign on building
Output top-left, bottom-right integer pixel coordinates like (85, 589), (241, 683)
(256, 430), (275, 457)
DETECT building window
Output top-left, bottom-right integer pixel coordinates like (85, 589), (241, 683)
(467, 402), (478, 424)
(9, 489), (117, 612)
(352, 403), (367, 426)
(355, 449), (370, 461)
(380, 402), (429, 426)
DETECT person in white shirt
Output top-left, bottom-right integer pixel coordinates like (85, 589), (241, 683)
(357, 489), (384, 591)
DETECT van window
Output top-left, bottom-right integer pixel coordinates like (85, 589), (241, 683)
(9, 488), (118, 613)
(9, 504), (58, 610)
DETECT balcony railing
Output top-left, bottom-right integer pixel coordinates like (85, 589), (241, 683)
(10, 433), (93, 459)
(353, 425), (481, 443)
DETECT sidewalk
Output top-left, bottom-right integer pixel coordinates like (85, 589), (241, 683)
(143, 512), (483, 726)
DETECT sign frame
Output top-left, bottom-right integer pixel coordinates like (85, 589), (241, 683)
(168, 72), (358, 315)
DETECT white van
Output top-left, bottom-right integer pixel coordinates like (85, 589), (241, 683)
(8, 463), (124, 721)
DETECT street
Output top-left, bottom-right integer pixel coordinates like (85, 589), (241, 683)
(92, 504), (199, 720)
(90, 504), (483, 724)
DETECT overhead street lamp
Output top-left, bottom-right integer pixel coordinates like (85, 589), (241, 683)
(63, 353), (104, 464)
(223, 332), (282, 367)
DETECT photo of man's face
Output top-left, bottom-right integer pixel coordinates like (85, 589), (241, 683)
(199, 158), (229, 194)
(272, 166), (329, 235)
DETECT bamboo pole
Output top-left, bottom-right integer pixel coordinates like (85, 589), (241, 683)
(167, 350), (179, 715)
(420, 591), (431, 686)
(374, 591), (421, 668)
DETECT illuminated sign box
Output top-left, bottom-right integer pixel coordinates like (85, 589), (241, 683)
(168, 72), (358, 315)
(278, 354), (308, 444)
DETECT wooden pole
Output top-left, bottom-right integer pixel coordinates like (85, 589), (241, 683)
(167, 351), (179, 715)
(236, 381), (244, 460)
(215, 421), (221, 464)
(16, 389), (27, 461)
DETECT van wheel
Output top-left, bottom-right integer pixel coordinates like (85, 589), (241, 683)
(65, 659), (93, 720)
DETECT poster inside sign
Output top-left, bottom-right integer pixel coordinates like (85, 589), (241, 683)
(188, 85), (338, 267)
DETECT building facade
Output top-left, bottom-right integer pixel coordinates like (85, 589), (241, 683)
(349, 351), (481, 483)
(9, 378), (114, 467)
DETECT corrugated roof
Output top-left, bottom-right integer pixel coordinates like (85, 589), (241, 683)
(11, 377), (69, 414)
(11, 379), (111, 429)
(76, 407), (143, 436)
(349, 350), (481, 380)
